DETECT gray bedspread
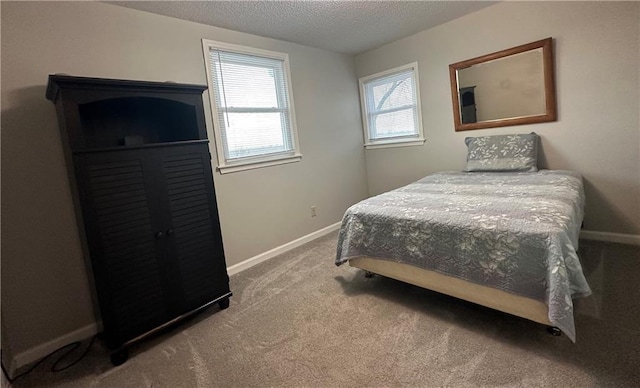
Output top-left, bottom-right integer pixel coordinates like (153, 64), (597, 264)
(335, 170), (592, 342)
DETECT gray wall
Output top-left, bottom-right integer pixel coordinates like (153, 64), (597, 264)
(1, 2), (368, 359)
(355, 1), (640, 235)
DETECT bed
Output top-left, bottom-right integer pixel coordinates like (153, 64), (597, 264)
(335, 134), (592, 342)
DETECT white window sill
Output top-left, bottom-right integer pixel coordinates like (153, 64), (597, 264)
(364, 138), (425, 150)
(217, 154), (302, 174)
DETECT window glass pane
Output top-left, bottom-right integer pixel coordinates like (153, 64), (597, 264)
(370, 73), (414, 112)
(214, 62), (279, 108)
(222, 112), (292, 159)
(372, 108), (416, 139)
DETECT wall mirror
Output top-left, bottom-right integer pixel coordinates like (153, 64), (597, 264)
(449, 38), (556, 132)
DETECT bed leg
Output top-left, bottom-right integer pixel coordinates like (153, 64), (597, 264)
(547, 326), (562, 336)
(364, 270), (375, 278)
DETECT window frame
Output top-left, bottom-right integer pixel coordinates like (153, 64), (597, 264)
(358, 62), (425, 150)
(202, 39), (302, 174)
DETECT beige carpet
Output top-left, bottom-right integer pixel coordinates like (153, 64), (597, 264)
(11, 233), (640, 387)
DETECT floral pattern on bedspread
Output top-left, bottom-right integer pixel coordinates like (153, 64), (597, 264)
(335, 170), (591, 342)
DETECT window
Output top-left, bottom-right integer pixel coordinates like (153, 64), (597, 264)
(202, 40), (301, 173)
(359, 62), (425, 149)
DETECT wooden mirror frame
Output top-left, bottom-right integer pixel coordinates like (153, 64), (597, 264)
(449, 38), (556, 132)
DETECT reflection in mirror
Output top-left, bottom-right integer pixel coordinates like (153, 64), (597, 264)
(458, 48), (545, 123)
(449, 38), (556, 131)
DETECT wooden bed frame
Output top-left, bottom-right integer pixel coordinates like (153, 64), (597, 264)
(349, 257), (552, 326)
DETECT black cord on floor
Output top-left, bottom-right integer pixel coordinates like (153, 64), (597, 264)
(1, 335), (96, 383)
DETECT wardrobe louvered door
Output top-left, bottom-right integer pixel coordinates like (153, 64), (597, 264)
(74, 149), (172, 348)
(155, 143), (229, 313)
(74, 144), (229, 347)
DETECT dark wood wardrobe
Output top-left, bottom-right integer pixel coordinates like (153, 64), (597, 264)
(46, 75), (231, 365)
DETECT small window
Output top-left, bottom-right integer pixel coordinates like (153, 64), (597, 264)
(202, 40), (301, 173)
(359, 62), (425, 149)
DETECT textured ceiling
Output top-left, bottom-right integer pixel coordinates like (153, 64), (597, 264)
(107, 1), (497, 54)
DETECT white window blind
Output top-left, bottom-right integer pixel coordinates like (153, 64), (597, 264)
(203, 40), (301, 172)
(359, 63), (424, 149)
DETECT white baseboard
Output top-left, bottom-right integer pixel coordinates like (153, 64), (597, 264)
(8, 322), (99, 378)
(580, 230), (640, 246)
(227, 221), (342, 276)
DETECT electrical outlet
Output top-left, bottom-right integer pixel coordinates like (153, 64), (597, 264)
(311, 205), (317, 217)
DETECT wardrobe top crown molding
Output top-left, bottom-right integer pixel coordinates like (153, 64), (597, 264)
(46, 74), (207, 102)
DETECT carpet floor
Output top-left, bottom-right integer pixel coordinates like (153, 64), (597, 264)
(10, 232), (640, 387)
